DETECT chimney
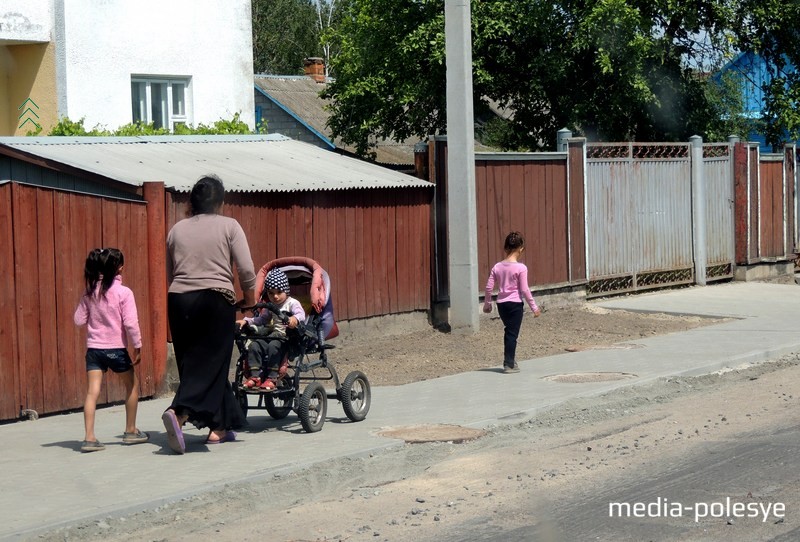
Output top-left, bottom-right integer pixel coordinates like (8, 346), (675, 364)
(303, 57), (326, 83)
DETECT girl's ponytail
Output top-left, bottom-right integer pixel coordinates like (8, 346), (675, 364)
(99, 248), (124, 296)
(83, 249), (104, 296)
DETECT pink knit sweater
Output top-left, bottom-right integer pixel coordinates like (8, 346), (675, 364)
(484, 261), (539, 312)
(74, 275), (142, 349)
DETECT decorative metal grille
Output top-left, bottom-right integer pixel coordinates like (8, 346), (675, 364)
(586, 275), (634, 296)
(631, 145), (689, 159)
(587, 268), (694, 297)
(586, 143), (690, 160)
(636, 268), (693, 287)
(586, 144), (630, 159)
(706, 263), (733, 281)
(703, 145), (730, 158)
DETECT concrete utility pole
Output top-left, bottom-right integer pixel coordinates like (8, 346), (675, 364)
(444, 0), (479, 333)
(690, 135), (707, 286)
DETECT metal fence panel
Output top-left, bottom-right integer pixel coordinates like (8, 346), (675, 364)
(704, 145), (735, 279)
(586, 144), (693, 294)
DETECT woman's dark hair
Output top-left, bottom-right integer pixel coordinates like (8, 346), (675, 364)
(83, 247), (125, 297)
(190, 174), (225, 216)
(504, 231), (525, 253)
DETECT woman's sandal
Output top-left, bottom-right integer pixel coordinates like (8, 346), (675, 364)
(205, 431), (237, 444)
(161, 410), (185, 454)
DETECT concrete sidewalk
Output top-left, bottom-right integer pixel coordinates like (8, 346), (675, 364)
(3, 281), (800, 541)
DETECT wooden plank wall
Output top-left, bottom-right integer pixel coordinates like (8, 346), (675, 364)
(475, 158), (571, 291)
(0, 184), (20, 421)
(166, 187), (433, 322)
(1, 183), (154, 420)
(759, 159), (784, 258)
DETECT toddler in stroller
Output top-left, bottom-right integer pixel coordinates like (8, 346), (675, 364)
(236, 268), (305, 391)
(233, 257), (370, 433)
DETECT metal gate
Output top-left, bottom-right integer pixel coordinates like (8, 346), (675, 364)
(585, 142), (734, 297)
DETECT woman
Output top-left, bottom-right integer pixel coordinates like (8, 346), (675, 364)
(162, 174), (256, 454)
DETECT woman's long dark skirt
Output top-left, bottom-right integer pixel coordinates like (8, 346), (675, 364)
(168, 290), (245, 431)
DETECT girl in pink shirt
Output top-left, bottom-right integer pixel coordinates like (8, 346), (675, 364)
(74, 248), (148, 452)
(483, 232), (541, 373)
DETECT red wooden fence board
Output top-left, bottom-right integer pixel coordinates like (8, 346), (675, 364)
(36, 189), (61, 413)
(354, 195), (367, 318)
(13, 183), (44, 415)
(749, 147), (760, 261)
(0, 184), (20, 420)
(386, 201), (399, 314)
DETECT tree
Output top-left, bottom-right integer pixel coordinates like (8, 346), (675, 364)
(323, 0), (799, 153)
(252, 0), (350, 75)
(252, 0), (319, 74)
(734, 0), (800, 149)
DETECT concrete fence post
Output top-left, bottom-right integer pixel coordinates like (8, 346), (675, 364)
(557, 128), (572, 152)
(690, 135), (707, 286)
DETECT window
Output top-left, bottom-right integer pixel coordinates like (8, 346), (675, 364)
(131, 77), (190, 130)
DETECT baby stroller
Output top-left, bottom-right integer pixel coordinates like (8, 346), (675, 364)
(233, 256), (371, 433)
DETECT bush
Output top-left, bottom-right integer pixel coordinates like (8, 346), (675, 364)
(37, 113), (266, 136)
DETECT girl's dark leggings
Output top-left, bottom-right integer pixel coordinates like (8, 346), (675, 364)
(497, 301), (524, 367)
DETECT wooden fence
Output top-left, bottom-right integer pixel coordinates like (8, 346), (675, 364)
(429, 139), (587, 316)
(167, 188), (432, 321)
(0, 182), (160, 422)
(1, 181), (432, 420)
(429, 138), (796, 302)
(1, 138), (795, 421)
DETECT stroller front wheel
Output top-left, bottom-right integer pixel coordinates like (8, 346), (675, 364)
(340, 371), (371, 422)
(298, 382), (327, 433)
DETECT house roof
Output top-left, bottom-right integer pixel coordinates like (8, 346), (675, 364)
(254, 75), (422, 166)
(0, 134), (432, 192)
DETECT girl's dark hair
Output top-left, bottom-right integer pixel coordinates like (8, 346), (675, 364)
(83, 248), (125, 296)
(190, 174), (225, 216)
(504, 231), (525, 253)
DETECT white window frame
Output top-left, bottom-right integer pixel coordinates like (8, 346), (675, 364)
(131, 76), (192, 131)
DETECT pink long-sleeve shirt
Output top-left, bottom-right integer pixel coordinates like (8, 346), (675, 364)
(484, 261), (539, 312)
(74, 275), (142, 349)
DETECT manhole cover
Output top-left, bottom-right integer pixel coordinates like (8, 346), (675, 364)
(377, 424), (486, 443)
(543, 372), (637, 383)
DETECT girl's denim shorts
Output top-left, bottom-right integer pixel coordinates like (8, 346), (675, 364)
(85, 348), (133, 373)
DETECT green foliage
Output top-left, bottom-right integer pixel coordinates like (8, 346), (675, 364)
(48, 117), (111, 136)
(252, 0), (350, 75)
(38, 113), (262, 137)
(253, 0), (319, 74)
(323, 0), (800, 152)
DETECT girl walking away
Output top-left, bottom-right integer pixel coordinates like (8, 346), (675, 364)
(74, 248), (149, 452)
(483, 232), (541, 373)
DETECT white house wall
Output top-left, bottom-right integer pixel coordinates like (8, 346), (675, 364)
(0, 1), (52, 43)
(59, 0), (254, 130)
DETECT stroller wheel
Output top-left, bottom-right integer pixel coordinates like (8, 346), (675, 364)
(340, 371), (371, 422)
(266, 393), (292, 420)
(298, 382), (327, 433)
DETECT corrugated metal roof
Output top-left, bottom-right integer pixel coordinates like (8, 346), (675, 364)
(0, 134), (432, 192)
(254, 75), (421, 166)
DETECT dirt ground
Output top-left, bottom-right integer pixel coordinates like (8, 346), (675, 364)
(329, 302), (727, 386)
